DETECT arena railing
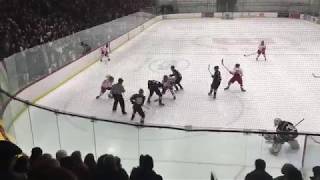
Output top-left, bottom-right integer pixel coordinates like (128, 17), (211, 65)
(1, 87), (319, 180)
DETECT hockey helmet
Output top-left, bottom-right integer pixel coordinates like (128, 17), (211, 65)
(139, 89), (144, 94)
(170, 65), (175, 69)
(235, 64), (240, 68)
(163, 75), (168, 80)
(118, 78), (124, 83)
(274, 118), (282, 126)
(214, 66), (219, 70)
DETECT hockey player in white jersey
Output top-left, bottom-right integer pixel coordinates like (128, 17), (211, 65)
(96, 75), (114, 99)
(256, 40), (266, 61)
(162, 75), (176, 100)
(100, 44), (110, 62)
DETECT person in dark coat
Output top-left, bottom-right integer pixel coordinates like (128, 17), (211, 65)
(111, 78), (127, 114)
(245, 159), (272, 180)
(130, 154), (162, 180)
(311, 166), (320, 180)
(169, 65), (183, 91)
(274, 163), (295, 180)
(0, 141), (23, 180)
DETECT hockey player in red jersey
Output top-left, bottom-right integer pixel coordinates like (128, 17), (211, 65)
(96, 75), (114, 99)
(162, 75), (176, 100)
(224, 63), (246, 92)
(256, 40), (266, 61)
(100, 44), (110, 62)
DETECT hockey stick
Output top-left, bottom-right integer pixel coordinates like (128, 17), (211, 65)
(312, 73), (320, 78)
(244, 52), (257, 57)
(208, 64), (213, 75)
(221, 59), (230, 72)
(294, 118), (305, 127)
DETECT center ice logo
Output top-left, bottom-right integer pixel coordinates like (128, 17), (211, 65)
(148, 58), (190, 72)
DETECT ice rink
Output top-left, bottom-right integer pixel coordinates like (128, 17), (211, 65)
(13, 17), (320, 179)
(27, 18), (320, 131)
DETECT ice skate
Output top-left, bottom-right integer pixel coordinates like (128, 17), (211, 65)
(140, 118), (144, 124)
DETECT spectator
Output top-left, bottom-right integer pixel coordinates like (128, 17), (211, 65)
(274, 163), (295, 180)
(130, 154), (162, 180)
(68, 151), (90, 180)
(0, 0), (151, 58)
(56, 150), (68, 162)
(71, 151), (83, 164)
(245, 159), (272, 180)
(84, 153), (96, 175)
(30, 147), (43, 167)
(286, 165), (303, 180)
(115, 156), (129, 180)
(13, 155), (30, 180)
(0, 140), (22, 180)
(111, 78), (127, 114)
(311, 166), (320, 180)
(29, 167), (77, 180)
(95, 154), (117, 180)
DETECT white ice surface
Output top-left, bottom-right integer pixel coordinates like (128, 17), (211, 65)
(13, 18), (320, 179)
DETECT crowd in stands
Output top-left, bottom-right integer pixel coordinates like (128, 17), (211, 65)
(1, 140), (320, 180)
(0, 141), (163, 180)
(0, 0), (152, 59)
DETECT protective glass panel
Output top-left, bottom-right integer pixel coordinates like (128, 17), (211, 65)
(93, 121), (139, 160)
(302, 135), (320, 178)
(28, 106), (60, 155)
(57, 115), (95, 156)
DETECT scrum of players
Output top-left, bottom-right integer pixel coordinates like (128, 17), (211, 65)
(95, 65), (183, 123)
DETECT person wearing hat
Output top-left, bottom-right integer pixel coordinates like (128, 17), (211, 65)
(208, 65), (222, 99)
(111, 78), (127, 114)
(130, 89), (146, 123)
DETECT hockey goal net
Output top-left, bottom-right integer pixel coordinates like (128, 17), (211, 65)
(289, 11), (301, 19)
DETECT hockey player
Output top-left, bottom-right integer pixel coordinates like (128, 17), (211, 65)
(169, 65), (183, 91)
(224, 63), (246, 92)
(100, 44), (110, 62)
(130, 89), (146, 123)
(263, 118), (300, 155)
(256, 40), (266, 61)
(147, 80), (165, 106)
(162, 75), (176, 100)
(96, 75), (114, 99)
(208, 66), (222, 99)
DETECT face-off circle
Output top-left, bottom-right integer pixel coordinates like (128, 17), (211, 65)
(148, 58), (190, 73)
